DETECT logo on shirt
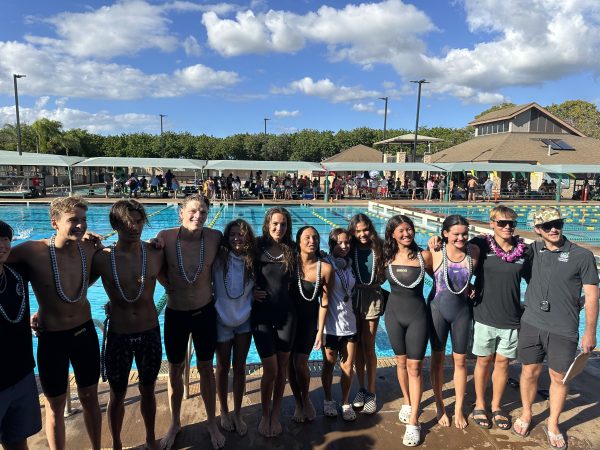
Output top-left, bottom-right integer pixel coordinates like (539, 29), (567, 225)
(558, 252), (570, 262)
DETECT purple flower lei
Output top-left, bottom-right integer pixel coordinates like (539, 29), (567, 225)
(485, 234), (526, 263)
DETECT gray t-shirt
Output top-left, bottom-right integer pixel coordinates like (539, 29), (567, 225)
(522, 238), (599, 340)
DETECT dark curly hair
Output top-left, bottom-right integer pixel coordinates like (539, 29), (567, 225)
(219, 219), (256, 282)
(348, 213), (384, 284)
(384, 215), (421, 263)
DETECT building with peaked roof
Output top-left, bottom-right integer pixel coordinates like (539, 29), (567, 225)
(322, 144), (383, 162)
(429, 102), (598, 166)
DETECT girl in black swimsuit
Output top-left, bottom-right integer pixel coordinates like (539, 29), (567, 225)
(251, 207), (296, 438)
(383, 215), (433, 447)
(288, 226), (333, 423)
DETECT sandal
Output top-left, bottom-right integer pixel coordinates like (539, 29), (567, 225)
(403, 424), (421, 447)
(323, 400), (338, 417)
(353, 389), (366, 408)
(512, 418), (531, 438)
(342, 404), (357, 422)
(492, 410), (512, 430)
(362, 392), (377, 415)
(398, 404), (412, 424)
(471, 409), (491, 429)
(543, 425), (567, 450)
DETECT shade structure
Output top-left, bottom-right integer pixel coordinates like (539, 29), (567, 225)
(320, 162), (445, 172)
(434, 162), (547, 173)
(73, 157), (206, 170)
(373, 133), (444, 146)
(540, 164), (600, 174)
(0, 150), (85, 167)
(204, 160), (322, 172)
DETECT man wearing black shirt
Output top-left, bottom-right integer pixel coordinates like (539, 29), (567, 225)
(514, 207), (599, 450)
(470, 206), (529, 430)
(0, 220), (42, 448)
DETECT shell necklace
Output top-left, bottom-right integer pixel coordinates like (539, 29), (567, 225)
(441, 242), (472, 295)
(388, 251), (425, 289)
(223, 253), (246, 300)
(329, 255), (353, 302)
(176, 227), (205, 284)
(110, 242), (147, 303)
(297, 257), (322, 302)
(262, 245), (284, 261)
(0, 265), (26, 323)
(354, 246), (376, 285)
(49, 235), (87, 303)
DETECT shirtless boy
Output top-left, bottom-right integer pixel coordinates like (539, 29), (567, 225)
(91, 200), (164, 450)
(157, 194), (224, 450)
(9, 196), (102, 450)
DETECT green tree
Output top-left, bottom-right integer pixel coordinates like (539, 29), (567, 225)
(31, 118), (64, 153)
(545, 100), (600, 139)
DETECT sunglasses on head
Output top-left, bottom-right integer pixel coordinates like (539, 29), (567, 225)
(493, 219), (516, 228)
(539, 219), (564, 232)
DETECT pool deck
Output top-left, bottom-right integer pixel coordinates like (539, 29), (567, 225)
(28, 352), (600, 449)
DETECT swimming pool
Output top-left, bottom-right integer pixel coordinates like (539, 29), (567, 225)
(1, 203), (596, 368)
(419, 204), (600, 244)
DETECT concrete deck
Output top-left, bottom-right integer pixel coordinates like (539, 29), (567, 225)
(28, 354), (600, 449)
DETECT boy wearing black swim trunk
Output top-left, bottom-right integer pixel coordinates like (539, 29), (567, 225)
(0, 220), (42, 449)
(156, 194), (224, 450)
(91, 200), (164, 450)
(8, 196), (102, 450)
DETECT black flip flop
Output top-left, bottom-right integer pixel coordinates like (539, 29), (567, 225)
(471, 409), (491, 429)
(492, 410), (512, 430)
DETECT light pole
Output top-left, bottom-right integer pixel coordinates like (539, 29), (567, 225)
(264, 117), (270, 135)
(13, 74), (26, 156)
(159, 114), (167, 135)
(378, 96), (388, 141)
(410, 79), (428, 162)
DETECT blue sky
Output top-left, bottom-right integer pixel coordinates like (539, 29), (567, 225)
(1, 0), (599, 137)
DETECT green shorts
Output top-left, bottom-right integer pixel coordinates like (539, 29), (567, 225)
(472, 321), (518, 359)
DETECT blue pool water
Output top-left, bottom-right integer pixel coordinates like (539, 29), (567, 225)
(1, 203), (596, 368)
(421, 204), (600, 244)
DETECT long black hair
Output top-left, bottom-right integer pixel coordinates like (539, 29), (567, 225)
(257, 207), (295, 273)
(219, 219), (256, 282)
(296, 225), (320, 279)
(348, 213), (384, 283)
(384, 215), (420, 263)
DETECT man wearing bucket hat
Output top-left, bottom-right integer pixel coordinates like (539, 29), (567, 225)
(514, 207), (599, 450)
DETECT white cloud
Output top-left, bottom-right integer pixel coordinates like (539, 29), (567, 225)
(0, 41), (239, 100)
(352, 102), (374, 112)
(274, 109), (300, 117)
(0, 99), (157, 134)
(274, 77), (380, 103)
(183, 36), (202, 56)
(26, 0), (178, 59)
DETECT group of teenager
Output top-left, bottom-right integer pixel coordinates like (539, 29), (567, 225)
(0, 194), (598, 450)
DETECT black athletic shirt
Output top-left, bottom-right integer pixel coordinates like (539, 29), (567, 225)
(0, 263), (35, 390)
(472, 236), (530, 329)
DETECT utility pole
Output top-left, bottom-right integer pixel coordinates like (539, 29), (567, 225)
(264, 117), (270, 135)
(410, 79), (429, 162)
(378, 97), (388, 141)
(159, 114), (167, 135)
(13, 74), (26, 156)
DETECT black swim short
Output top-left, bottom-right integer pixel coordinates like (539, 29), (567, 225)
(324, 334), (358, 351)
(164, 303), (217, 364)
(37, 319), (100, 398)
(517, 321), (578, 374)
(105, 326), (162, 393)
(251, 302), (297, 359)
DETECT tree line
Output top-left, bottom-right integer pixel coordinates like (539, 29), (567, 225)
(1, 100), (598, 161)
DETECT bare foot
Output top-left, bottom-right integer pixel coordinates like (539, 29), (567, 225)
(258, 416), (270, 437)
(160, 425), (181, 450)
(232, 414), (248, 436)
(269, 416), (283, 437)
(292, 404), (305, 423)
(437, 408), (450, 427)
(207, 421), (226, 449)
(220, 412), (234, 432)
(303, 399), (316, 422)
(455, 411), (468, 430)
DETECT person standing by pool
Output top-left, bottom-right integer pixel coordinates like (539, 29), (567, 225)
(321, 228), (358, 421)
(0, 220), (42, 450)
(426, 177), (434, 202)
(157, 194), (224, 450)
(252, 207), (296, 437)
(90, 200), (164, 450)
(384, 215), (433, 446)
(513, 207), (598, 450)
(429, 206), (529, 432)
(213, 219), (256, 437)
(349, 213), (385, 414)
(289, 226), (333, 423)
(467, 177), (478, 202)
(428, 215), (479, 429)
(8, 196), (102, 450)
